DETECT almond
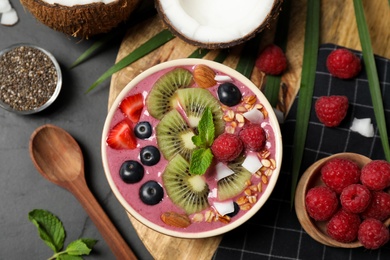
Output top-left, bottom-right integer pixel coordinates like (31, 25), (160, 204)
(193, 64), (216, 88)
(161, 211), (191, 228)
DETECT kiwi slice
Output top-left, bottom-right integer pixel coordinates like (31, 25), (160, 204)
(146, 68), (193, 119)
(156, 109), (196, 161)
(162, 154), (210, 214)
(218, 156), (252, 201)
(176, 88), (225, 136)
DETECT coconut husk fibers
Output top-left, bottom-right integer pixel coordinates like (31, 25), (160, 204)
(155, 0), (283, 49)
(20, 0), (140, 38)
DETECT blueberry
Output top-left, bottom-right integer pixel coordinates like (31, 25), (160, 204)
(227, 202), (240, 218)
(140, 145), (160, 166)
(119, 160), (144, 184)
(217, 82), (242, 107)
(134, 121), (152, 139)
(139, 180), (164, 205)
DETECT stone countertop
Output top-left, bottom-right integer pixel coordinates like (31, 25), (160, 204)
(0, 1), (152, 259)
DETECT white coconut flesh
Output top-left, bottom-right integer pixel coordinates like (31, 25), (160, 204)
(42, 0), (116, 6)
(350, 118), (375, 138)
(213, 200), (235, 216)
(157, 0), (280, 48)
(242, 153), (263, 174)
(0, 0), (18, 26)
(0, 0), (11, 13)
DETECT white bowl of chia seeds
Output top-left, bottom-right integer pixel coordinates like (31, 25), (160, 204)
(0, 43), (62, 115)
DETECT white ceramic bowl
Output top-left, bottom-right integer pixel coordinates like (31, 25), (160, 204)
(101, 59), (283, 238)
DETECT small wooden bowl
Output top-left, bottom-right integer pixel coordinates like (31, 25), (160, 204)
(295, 152), (379, 248)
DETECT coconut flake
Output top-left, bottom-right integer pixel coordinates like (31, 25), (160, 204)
(350, 118), (375, 137)
(243, 108), (264, 124)
(216, 162), (235, 181)
(209, 188), (217, 199)
(242, 153), (263, 173)
(213, 200), (235, 216)
(1, 8), (18, 26)
(0, 0), (11, 13)
(214, 75), (233, 82)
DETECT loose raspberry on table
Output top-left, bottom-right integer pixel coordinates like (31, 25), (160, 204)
(255, 44), (287, 75)
(340, 184), (371, 213)
(358, 218), (390, 249)
(321, 158), (361, 194)
(315, 95), (349, 127)
(326, 48), (362, 79)
(360, 160), (390, 191)
(211, 133), (243, 162)
(238, 124), (267, 152)
(305, 186), (339, 221)
(326, 209), (361, 243)
(361, 191), (390, 221)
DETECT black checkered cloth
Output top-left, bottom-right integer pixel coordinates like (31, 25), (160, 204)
(213, 43), (390, 260)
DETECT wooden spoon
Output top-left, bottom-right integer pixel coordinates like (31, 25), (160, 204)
(295, 152), (390, 248)
(29, 124), (137, 259)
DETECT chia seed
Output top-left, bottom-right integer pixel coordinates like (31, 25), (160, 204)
(0, 45), (58, 112)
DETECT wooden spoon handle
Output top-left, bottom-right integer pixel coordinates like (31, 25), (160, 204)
(69, 177), (137, 259)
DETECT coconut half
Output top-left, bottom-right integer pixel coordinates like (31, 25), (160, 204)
(155, 0), (282, 49)
(20, 0), (140, 38)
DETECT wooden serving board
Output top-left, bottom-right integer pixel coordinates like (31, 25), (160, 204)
(108, 1), (389, 259)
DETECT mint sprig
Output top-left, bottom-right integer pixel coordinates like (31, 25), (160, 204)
(190, 108), (215, 175)
(28, 209), (97, 260)
(192, 107), (215, 147)
(189, 148), (214, 175)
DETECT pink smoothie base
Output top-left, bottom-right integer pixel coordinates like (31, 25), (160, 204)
(101, 59), (283, 238)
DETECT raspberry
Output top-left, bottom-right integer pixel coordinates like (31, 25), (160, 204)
(340, 184), (371, 213)
(305, 186), (339, 221)
(361, 191), (390, 221)
(255, 44), (287, 75)
(326, 209), (361, 243)
(358, 218), (389, 249)
(238, 124), (266, 152)
(360, 160), (390, 191)
(315, 95), (349, 127)
(211, 133), (243, 162)
(326, 48), (361, 79)
(321, 158), (361, 194)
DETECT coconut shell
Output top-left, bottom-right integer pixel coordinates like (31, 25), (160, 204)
(20, 0), (140, 38)
(155, 0), (283, 49)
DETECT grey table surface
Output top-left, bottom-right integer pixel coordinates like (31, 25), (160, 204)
(0, 1), (153, 259)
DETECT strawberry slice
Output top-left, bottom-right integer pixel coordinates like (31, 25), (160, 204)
(107, 120), (137, 150)
(119, 93), (144, 123)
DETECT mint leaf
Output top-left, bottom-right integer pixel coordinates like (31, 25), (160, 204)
(64, 238), (97, 256)
(58, 254), (83, 260)
(77, 238), (98, 250)
(190, 107), (216, 175)
(28, 209), (65, 253)
(192, 134), (203, 147)
(192, 107), (215, 147)
(190, 148), (214, 175)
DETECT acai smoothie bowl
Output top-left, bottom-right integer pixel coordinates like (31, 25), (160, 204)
(101, 59), (282, 238)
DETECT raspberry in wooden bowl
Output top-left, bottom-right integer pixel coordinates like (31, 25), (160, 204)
(295, 153), (390, 248)
(101, 59), (283, 238)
